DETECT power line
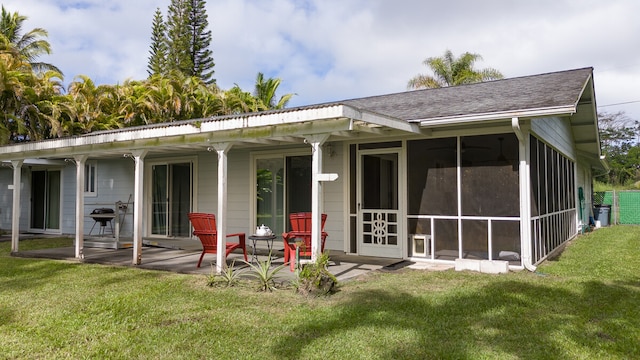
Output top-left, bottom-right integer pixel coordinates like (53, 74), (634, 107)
(599, 100), (640, 107)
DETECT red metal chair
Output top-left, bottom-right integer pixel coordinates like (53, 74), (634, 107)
(188, 213), (248, 268)
(282, 212), (328, 271)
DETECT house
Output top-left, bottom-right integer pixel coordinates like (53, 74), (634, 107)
(0, 67), (606, 273)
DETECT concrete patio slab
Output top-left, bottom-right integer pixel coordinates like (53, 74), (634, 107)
(11, 245), (407, 282)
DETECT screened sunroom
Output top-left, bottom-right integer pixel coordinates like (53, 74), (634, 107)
(406, 133), (522, 265)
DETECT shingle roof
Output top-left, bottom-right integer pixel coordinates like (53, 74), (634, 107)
(335, 67), (593, 121)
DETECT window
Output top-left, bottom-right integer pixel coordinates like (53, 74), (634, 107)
(84, 162), (97, 196)
(254, 154), (311, 236)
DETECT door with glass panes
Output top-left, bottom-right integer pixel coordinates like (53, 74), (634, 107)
(357, 149), (403, 257)
(255, 154), (311, 235)
(30, 169), (61, 232)
(150, 162), (193, 237)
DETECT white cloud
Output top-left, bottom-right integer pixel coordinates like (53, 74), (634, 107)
(3, 0), (640, 120)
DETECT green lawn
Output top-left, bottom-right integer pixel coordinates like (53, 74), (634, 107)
(1, 227), (639, 359)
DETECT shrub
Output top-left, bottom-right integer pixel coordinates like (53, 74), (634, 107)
(296, 251), (338, 296)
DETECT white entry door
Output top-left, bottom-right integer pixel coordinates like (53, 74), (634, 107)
(357, 149), (402, 258)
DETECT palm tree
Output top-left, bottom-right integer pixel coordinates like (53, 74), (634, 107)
(0, 55), (33, 143)
(67, 75), (122, 133)
(0, 6), (62, 74)
(21, 69), (66, 140)
(220, 85), (257, 114)
(253, 72), (294, 110)
(407, 50), (503, 89)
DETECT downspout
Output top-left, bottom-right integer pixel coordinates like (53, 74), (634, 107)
(512, 117), (537, 272)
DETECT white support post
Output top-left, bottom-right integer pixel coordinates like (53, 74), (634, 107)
(74, 155), (88, 259)
(131, 150), (148, 265)
(213, 143), (232, 274)
(10, 160), (23, 253)
(305, 135), (331, 262)
(512, 117), (536, 271)
(456, 136), (463, 259)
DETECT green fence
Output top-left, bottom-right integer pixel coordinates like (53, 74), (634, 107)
(593, 190), (640, 225)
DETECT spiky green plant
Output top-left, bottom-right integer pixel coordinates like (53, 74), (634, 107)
(242, 252), (286, 292)
(207, 260), (243, 287)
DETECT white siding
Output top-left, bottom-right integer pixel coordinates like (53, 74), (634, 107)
(193, 150), (252, 235)
(59, 159), (136, 236)
(195, 152), (217, 213)
(226, 150), (252, 234)
(321, 143), (345, 251)
(19, 168), (31, 231)
(531, 116), (576, 159)
(0, 168), (13, 230)
(61, 165), (75, 234)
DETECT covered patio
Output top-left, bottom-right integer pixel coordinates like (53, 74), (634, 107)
(9, 236), (453, 282)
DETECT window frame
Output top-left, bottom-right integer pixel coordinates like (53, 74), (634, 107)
(84, 161), (98, 197)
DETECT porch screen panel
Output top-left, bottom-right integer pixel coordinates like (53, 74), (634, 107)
(408, 218), (431, 239)
(530, 137), (540, 217)
(547, 146), (557, 213)
(462, 220), (488, 259)
(538, 139), (547, 214)
(460, 134), (519, 217)
(529, 135), (576, 265)
(349, 144), (357, 253)
(434, 219), (458, 260)
(493, 220), (521, 264)
(408, 218), (431, 256)
(407, 138), (457, 216)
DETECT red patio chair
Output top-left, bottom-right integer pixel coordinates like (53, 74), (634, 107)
(188, 212), (248, 268)
(282, 212), (328, 271)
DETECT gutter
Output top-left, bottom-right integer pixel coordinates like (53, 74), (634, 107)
(417, 105), (576, 127)
(512, 117), (537, 272)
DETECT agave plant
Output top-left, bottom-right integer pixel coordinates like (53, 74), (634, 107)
(207, 260), (244, 287)
(242, 252), (286, 292)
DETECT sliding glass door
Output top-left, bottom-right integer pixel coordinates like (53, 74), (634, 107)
(31, 169), (61, 231)
(151, 162), (193, 237)
(255, 154), (311, 236)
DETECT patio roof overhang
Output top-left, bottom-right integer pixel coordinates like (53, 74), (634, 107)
(0, 104), (421, 162)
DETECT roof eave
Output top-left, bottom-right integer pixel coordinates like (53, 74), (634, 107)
(416, 105), (577, 127)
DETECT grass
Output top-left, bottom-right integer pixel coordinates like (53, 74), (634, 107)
(1, 228), (639, 359)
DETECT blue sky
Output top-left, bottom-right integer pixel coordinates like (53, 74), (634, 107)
(4, 0), (640, 122)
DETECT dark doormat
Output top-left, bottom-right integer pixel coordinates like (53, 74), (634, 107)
(381, 260), (414, 271)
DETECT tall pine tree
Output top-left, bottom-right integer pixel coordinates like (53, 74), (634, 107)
(188, 0), (215, 84)
(166, 0), (192, 76)
(149, 0), (215, 83)
(147, 8), (167, 76)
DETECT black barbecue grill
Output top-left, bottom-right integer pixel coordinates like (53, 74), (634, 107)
(89, 208), (115, 235)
